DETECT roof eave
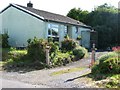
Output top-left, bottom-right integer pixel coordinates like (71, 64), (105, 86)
(45, 19), (91, 29)
(0, 3), (45, 21)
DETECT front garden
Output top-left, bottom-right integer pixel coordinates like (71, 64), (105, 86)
(90, 46), (120, 88)
(1, 34), (88, 71)
(1, 33), (120, 88)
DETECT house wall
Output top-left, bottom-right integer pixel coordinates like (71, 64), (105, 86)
(2, 6), (46, 47)
(44, 22), (49, 39)
(0, 14), (2, 34)
(78, 27), (91, 49)
(67, 25), (91, 49)
(58, 24), (65, 43)
(67, 25), (77, 40)
(1, 5), (91, 48)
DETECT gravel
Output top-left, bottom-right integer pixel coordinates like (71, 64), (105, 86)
(1, 52), (108, 88)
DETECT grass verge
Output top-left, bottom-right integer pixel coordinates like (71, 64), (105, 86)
(50, 67), (85, 76)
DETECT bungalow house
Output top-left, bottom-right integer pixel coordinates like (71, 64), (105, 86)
(0, 2), (93, 48)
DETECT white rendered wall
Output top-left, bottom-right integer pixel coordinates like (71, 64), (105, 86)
(2, 6), (46, 47)
(58, 24), (65, 46)
(71, 26), (77, 39)
(0, 14), (1, 34)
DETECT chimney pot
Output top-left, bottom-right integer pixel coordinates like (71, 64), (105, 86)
(27, 1), (33, 8)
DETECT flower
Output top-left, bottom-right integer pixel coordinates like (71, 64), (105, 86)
(112, 46), (120, 54)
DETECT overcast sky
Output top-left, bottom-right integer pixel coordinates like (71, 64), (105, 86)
(0, 0), (120, 15)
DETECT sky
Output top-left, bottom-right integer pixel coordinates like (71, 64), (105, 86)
(0, 0), (120, 15)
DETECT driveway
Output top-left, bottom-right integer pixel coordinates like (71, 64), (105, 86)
(0, 78), (50, 88)
(0, 52), (108, 88)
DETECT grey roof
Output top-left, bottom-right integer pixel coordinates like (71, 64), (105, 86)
(1, 3), (91, 28)
(16, 4), (90, 27)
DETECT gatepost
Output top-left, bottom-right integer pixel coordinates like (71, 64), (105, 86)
(89, 43), (96, 67)
(45, 45), (50, 65)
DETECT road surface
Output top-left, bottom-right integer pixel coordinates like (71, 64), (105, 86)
(0, 78), (50, 88)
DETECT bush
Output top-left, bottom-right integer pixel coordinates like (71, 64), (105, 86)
(49, 42), (59, 55)
(48, 37), (53, 42)
(27, 37), (47, 63)
(2, 49), (28, 70)
(8, 48), (27, 60)
(73, 46), (88, 59)
(106, 74), (120, 88)
(61, 39), (77, 52)
(2, 47), (48, 70)
(92, 52), (120, 74)
(1, 34), (10, 48)
(51, 51), (73, 66)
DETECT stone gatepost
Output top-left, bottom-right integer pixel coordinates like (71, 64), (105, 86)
(45, 45), (50, 65)
(89, 43), (96, 67)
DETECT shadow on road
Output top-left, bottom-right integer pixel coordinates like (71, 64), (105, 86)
(65, 73), (89, 82)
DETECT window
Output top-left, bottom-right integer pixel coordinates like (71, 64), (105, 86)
(52, 28), (58, 36)
(48, 23), (59, 42)
(64, 26), (68, 36)
(48, 23), (59, 37)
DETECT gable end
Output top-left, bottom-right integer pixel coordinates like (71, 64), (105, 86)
(0, 4), (45, 21)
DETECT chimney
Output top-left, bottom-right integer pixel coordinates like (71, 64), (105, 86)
(27, 1), (33, 8)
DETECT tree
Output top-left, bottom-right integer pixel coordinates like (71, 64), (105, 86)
(67, 3), (119, 49)
(86, 4), (118, 49)
(67, 8), (89, 23)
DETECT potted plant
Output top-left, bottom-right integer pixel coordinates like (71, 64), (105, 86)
(76, 35), (81, 45)
(64, 34), (69, 40)
(76, 35), (81, 40)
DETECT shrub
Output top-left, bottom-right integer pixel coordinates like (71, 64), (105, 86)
(2, 47), (48, 70)
(1, 33), (10, 48)
(92, 52), (120, 74)
(2, 48), (10, 61)
(61, 39), (77, 52)
(73, 46), (88, 59)
(8, 48), (27, 60)
(49, 42), (59, 55)
(51, 51), (72, 66)
(0, 35), (1, 46)
(48, 37), (53, 42)
(27, 37), (60, 65)
(106, 74), (120, 88)
(2, 49), (28, 70)
(27, 37), (47, 63)
(112, 46), (120, 53)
